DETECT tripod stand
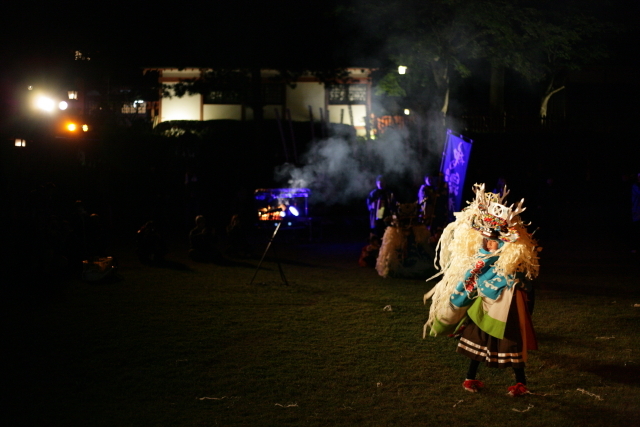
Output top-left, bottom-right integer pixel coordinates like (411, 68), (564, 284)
(249, 221), (288, 285)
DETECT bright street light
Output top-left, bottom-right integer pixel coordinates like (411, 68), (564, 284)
(58, 101), (69, 110)
(36, 96), (55, 112)
(398, 65), (407, 75)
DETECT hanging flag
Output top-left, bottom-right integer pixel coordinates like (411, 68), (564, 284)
(441, 130), (473, 218)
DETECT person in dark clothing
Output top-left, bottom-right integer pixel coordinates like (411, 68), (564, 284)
(418, 174), (449, 232)
(366, 175), (396, 238)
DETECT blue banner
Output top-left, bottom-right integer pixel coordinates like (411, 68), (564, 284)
(441, 130), (473, 217)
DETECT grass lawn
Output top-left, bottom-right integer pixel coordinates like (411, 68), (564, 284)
(4, 230), (640, 426)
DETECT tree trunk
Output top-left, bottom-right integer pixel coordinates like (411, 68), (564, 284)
(441, 87), (449, 116)
(431, 60), (450, 116)
(540, 86), (565, 118)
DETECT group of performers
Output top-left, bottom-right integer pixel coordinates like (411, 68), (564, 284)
(366, 174), (449, 240)
(365, 176), (541, 397)
(364, 174), (448, 279)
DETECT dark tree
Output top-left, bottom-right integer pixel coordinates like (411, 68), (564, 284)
(345, 0), (613, 118)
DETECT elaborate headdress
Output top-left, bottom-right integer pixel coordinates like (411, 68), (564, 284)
(469, 183), (525, 243)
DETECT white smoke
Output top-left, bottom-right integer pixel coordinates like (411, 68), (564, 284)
(274, 127), (423, 205)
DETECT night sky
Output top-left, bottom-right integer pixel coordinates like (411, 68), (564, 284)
(2, 0), (348, 70)
(3, 1), (639, 75)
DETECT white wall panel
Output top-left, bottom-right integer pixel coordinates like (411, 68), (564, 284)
(161, 83), (201, 121)
(327, 104), (367, 126)
(203, 105), (243, 120)
(286, 82), (324, 122)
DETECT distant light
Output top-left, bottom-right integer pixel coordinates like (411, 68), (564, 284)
(404, 109), (410, 115)
(36, 96), (55, 112)
(279, 211), (286, 217)
(398, 66), (407, 75)
(58, 101), (68, 110)
(68, 91), (78, 100)
(28, 86), (34, 91)
(82, 124), (89, 132)
(289, 206), (299, 217)
(74, 51), (90, 61)
(14, 138), (26, 147)
(67, 123), (77, 131)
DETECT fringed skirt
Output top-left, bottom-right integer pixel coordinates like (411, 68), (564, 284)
(456, 289), (537, 369)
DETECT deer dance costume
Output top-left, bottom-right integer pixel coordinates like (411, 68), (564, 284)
(423, 183), (540, 395)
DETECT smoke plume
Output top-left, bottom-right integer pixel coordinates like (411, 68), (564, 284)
(274, 127), (424, 205)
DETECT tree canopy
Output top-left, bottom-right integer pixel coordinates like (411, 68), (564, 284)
(344, 0), (613, 117)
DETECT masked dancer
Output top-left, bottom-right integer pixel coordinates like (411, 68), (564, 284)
(423, 183), (540, 397)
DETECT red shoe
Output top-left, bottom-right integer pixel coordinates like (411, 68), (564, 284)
(462, 379), (484, 393)
(507, 383), (530, 397)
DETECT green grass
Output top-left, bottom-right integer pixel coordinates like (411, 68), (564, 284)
(4, 235), (640, 426)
